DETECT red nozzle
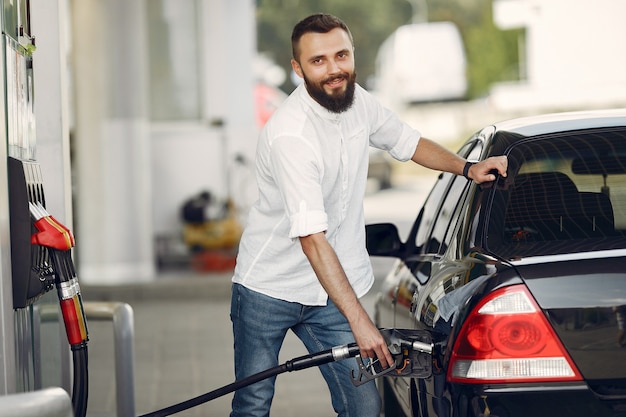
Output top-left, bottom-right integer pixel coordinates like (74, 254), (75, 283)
(31, 216), (75, 250)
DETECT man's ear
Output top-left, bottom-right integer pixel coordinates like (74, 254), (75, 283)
(291, 59), (303, 79)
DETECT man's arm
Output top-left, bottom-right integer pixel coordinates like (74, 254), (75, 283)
(411, 137), (508, 183)
(299, 232), (393, 368)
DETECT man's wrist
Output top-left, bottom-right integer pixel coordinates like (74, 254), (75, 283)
(463, 161), (475, 180)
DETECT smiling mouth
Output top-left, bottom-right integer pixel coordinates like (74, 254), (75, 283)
(325, 76), (346, 88)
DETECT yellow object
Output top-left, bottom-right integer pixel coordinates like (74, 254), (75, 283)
(182, 201), (242, 250)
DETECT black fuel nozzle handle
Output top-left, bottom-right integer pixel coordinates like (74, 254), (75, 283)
(351, 328), (434, 386)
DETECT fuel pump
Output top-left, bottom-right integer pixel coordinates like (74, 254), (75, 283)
(1, 1), (89, 412)
(8, 157), (89, 417)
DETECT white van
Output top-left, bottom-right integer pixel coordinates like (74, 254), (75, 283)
(374, 22), (467, 105)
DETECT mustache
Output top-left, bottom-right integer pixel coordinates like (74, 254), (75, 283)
(323, 74), (349, 84)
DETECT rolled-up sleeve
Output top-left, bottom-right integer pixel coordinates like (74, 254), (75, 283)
(289, 201), (327, 239)
(269, 135), (328, 238)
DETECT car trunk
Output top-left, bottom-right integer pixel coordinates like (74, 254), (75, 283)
(516, 254), (626, 398)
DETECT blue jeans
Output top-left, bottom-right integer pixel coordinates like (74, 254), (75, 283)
(230, 283), (381, 417)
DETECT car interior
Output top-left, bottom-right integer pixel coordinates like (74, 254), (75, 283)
(505, 171), (615, 241)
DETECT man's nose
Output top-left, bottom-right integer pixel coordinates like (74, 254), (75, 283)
(327, 59), (341, 74)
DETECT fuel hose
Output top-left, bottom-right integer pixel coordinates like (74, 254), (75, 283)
(138, 343), (361, 417)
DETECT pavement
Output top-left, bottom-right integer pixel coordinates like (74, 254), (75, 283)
(81, 173), (436, 417)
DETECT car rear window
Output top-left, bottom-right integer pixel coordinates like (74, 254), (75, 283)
(486, 128), (626, 258)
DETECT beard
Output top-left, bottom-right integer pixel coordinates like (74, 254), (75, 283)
(303, 70), (357, 113)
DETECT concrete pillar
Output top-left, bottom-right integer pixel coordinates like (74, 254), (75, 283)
(31, 0), (73, 393)
(72, 0), (154, 284)
(201, 0), (258, 210)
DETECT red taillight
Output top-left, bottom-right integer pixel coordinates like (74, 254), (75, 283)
(448, 284), (582, 383)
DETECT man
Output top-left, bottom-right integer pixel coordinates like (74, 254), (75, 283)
(231, 13), (508, 417)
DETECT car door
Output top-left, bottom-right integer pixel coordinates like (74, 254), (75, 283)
(379, 139), (484, 413)
(409, 141), (484, 330)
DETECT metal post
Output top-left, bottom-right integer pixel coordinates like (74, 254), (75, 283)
(34, 301), (136, 417)
(84, 301), (135, 417)
(0, 387), (73, 417)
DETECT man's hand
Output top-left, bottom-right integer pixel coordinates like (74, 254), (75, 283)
(410, 138), (508, 184)
(468, 155), (508, 183)
(349, 307), (394, 369)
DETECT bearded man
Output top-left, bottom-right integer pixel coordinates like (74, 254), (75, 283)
(230, 13), (507, 417)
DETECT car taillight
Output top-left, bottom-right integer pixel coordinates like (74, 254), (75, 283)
(448, 284), (582, 383)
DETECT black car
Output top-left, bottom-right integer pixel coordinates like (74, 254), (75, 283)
(367, 109), (626, 417)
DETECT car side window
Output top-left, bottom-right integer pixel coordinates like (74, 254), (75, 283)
(414, 172), (455, 251)
(414, 141), (480, 253)
(442, 142), (484, 251)
(427, 142), (483, 254)
(427, 175), (469, 254)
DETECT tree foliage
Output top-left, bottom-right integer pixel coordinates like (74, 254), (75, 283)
(256, 0), (520, 99)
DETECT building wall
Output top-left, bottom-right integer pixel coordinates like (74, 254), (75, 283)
(71, 0), (257, 284)
(492, 0), (626, 111)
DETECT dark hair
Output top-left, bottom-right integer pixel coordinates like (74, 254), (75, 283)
(291, 13), (353, 61)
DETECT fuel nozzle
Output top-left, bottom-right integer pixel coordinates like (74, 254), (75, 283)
(30, 202), (88, 347)
(351, 328), (433, 386)
(382, 328), (433, 356)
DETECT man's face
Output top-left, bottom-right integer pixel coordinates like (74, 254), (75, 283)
(291, 28), (356, 113)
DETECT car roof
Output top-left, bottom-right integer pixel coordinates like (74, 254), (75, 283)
(491, 108), (626, 137)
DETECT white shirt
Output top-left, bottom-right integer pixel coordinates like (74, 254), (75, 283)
(232, 83), (420, 305)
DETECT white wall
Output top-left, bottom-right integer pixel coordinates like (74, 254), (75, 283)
(151, 0), (257, 237)
(492, 0), (626, 112)
(71, 0), (257, 283)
